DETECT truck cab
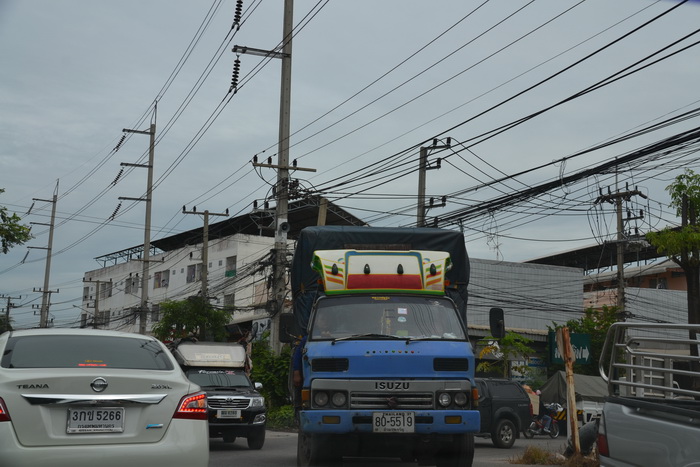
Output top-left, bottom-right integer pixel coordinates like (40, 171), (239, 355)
(170, 340), (267, 449)
(293, 249), (479, 466)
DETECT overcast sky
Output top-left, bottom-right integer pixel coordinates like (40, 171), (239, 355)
(2, 0), (700, 328)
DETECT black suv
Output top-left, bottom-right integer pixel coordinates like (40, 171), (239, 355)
(475, 378), (532, 448)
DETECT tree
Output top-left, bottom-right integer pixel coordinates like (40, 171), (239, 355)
(150, 297), (232, 342)
(476, 331), (534, 379)
(0, 315), (13, 334)
(647, 169), (700, 329)
(550, 305), (620, 376)
(0, 189), (32, 254)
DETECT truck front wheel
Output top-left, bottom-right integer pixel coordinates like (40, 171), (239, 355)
(435, 434), (474, 467)
(297, 433), (338, 466)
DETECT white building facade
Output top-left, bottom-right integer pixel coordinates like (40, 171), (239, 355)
(82, 233), (279, 334)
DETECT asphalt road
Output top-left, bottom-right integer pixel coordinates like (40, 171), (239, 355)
(208, 430), (570, 467)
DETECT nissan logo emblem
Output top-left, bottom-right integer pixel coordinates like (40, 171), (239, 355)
(91, 377), (108, 393)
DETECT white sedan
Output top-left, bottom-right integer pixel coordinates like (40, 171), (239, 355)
(0, 328), (209, 467)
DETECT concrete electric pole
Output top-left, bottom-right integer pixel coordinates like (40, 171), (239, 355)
(182, 207), (230, 302)
(417, 138), (450, 227)
(28, 180), (59, 328)
(120, 112), (156, 335)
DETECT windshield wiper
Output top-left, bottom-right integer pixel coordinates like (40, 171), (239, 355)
(332, 333), (404, 344)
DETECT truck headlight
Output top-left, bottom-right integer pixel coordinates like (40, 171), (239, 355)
(331, 391), (347, 407)
(438, 392), (452, 407)
(250, 396), (265, 408)
(313, 391), (329, 407)
(454, 392), (468, 407)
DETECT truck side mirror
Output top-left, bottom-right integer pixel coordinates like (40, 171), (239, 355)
(279, 313), (301, 344)
(489, 307), (505, 339)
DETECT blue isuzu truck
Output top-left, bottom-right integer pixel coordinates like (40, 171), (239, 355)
(281, 226), (500, 466)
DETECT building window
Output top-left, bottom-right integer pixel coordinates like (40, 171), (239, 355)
(657, 278), (668, 289)
(83, 286), (90, 301)
(187, 264), (201, 283)
(224, 293), (235, 310)
(225, 256), (237, 278)
(154, 270), (170, 289)
(219, 260), (223, 267)
(99, 281), (112, 300)
(151, 303), (160, 322)
(125, 275), (139, 295)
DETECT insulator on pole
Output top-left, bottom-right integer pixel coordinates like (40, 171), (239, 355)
(232, 0), (243, 29)
(229, 58), (241, 93)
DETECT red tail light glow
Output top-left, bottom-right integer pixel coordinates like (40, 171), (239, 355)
(0, 398), (11, 422)
(173, 392), (208, 420)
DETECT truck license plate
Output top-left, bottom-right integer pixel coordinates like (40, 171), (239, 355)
(67, 408), (124, 433)
(217, 409), (241, 419)
(372, 412), (415, 433)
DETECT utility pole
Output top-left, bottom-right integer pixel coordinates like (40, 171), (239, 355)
(595, 183), (647, 317)
(182, 207), (230, 302)
(417, 138), (450, 227)
(0, 295), (20, 331)
(28, 180), (59, 328)
(120, 111), (156, 335)
(234, 0), (312, 353)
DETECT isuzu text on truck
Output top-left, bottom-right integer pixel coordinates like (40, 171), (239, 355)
(280, 226), (502, 467)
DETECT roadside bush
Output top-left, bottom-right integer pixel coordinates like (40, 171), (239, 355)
(250, 337), (293, 409)
(267, 404), (296, 430)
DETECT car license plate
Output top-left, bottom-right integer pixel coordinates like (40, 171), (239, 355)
(217, 409), (241, 419)
(67, 407), (124, 433)
(372, 412), (415, 433)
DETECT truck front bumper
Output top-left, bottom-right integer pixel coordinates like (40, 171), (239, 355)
(299, 409), (479, 434)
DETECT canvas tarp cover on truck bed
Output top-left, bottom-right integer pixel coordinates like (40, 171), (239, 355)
(291, 226), (470, 332)
(539, 371), (608, 405)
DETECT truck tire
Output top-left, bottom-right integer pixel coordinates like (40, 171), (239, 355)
(435, 434), (474, 467)
(296, 433), (338, 466)
(491, 419), (516, 449)
(247, 428), (265, 450)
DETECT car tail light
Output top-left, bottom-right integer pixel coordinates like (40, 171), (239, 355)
(0, 398), (11, 422)
(173, 392), (207, 420)
(597, 413), (609, 457)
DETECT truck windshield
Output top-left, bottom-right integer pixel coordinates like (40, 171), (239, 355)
(186, 369), (251, 388)
(311, 295), (466, 341)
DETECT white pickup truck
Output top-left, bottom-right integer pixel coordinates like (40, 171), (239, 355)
(597, 322), (700, 467)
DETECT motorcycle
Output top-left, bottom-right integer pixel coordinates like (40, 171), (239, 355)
(523, 402), (563, 439)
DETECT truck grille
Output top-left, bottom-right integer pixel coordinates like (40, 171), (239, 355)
(433, 358), (469, 371)
(311, 358), (349, 372)
(208, 397), (250, 409)
(350, 392), (434, 410)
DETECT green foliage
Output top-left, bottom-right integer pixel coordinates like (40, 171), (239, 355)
(549, 305), (619, 376)
(665, 168), (700, 217)
(266, 404), (295, 430)
(150, 297), (232, 342)
(250, 337), (293, 410)
(647, 169), (700, 266)
(476, 331), (534, 378)
(0, 315), (12, 334)
(0, 189), (32, 254)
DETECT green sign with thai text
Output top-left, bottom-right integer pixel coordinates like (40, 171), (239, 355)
(548, 332), (591, 364)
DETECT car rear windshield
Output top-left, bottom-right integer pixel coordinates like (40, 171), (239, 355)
(186, 369), (252, 388)
(1, 335), (174, 370)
